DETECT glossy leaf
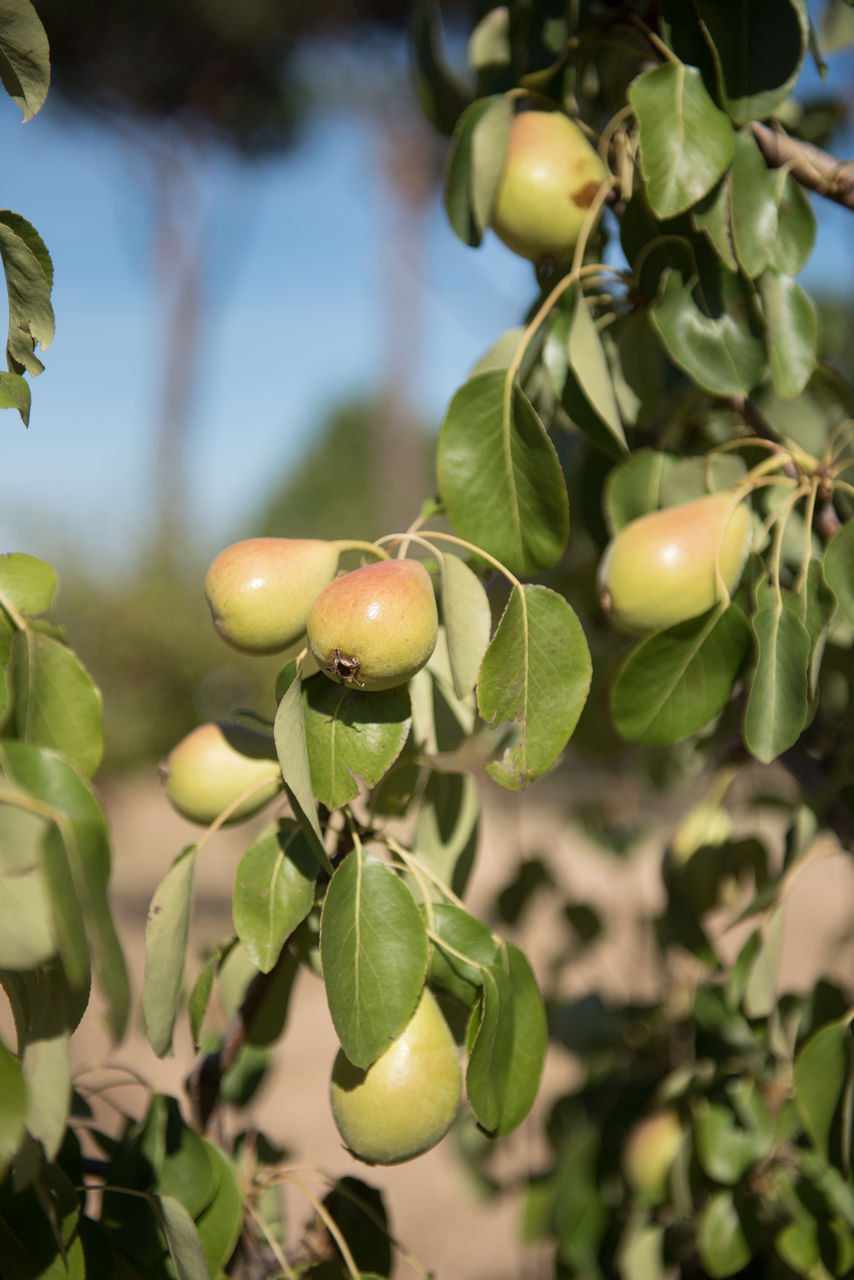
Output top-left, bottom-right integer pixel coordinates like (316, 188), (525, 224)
(629, 63), (734, 217)
(158, 1195), (210, 1280)
(651, 261), (765, 397)
(565, 287), (627, 451)
(794, 1015), (853, 1163)
(440, 553), (492, 699)
(693, 176), (737, 271)
(427, 901), (498, 1005)
(143, 846), (197, 1057)
(744, 595), (811, 762)
(466, 943), (546, 1136)
(0, 211), (54, 379)
(303, 678), (411, 811)
(0, 1035), (27, 1176)
(729, 129), (778, 277)
(611, 604), (751, 746)
(824, 523), (854, 626)
(0, 0), (50, 120)
(273, 666), (331, 873)
(768, 171), (816, 277)
(320, 849), (428, 1068)
(543, 309), (627, 462)
(233, 821), (316, 972)
(478, 585), (591, 789)
(11, 631), (103, 780)
(760, 271), (817, 399)
(438, 370), (569, 575)
(443, 95), (512, 246)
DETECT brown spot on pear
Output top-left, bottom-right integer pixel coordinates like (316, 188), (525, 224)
(489, 110), (608, 262)
(330, 988), (461, 1165)
(162, 721), (282, 826)
(205, 537), (340, 654)
(307, 558), (438, 692)
(598, 492), (752, 634)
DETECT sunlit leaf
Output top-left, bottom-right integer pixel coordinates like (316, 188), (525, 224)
(760, 271), (817, 399)
(697, 1190), (751, 1277)
(11, 630), (103, 779)
(0, 212), (54, 379)
(0, 0), (50, 120)
(794, 1015), (853, 1164)
(273, 666), (331, 874)
(303, 678), (411, 811)
(233, 821), (316, 973)
(0, 1035), (27, 1175)
(729, 129), (778, 277)
(440, 553), (492, 699)
(744, 593), (811, 762)
(443, 95), (512, 246)
(158, 1195), (210, 1280)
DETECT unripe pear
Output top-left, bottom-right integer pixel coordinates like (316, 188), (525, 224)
(162, 721), (282, 826)
(205, 537), (340, 654)
(490, 110), (608, 262)
(307, 558), (438, 692)
(330, 988), (461, 1165)
(598, 492), (752, 634)
(623, 1108), (683, 1202)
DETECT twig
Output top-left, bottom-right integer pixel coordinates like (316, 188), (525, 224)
(750, 121), (854, 212)
(725, 395), (800, 480)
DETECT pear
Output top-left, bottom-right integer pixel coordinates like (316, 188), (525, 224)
(598, 492), (752, 634)
(307, 558), (438, 692)
(623, 1109), (683, 1203)
(205, 537), (340, 654)
(490, 110), (608, 262)
(330, 988), (461, 1165)
(162, 721), (282, 825)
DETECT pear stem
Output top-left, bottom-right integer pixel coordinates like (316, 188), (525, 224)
(331, 539), (390, 561)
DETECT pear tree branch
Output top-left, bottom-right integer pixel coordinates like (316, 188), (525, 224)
(750, 121), (854, 212)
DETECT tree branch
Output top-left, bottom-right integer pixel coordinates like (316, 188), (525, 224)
(750, 121), (854, 212)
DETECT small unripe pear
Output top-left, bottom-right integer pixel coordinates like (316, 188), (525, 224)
(623, 1109), (683, 1202)
(598, 493), (752, 634)
(162, 721), (282, 826)
(490, 110), (608, 262)
(205, 537), (340, 654)
(330, 989), (461, 1165)
(307, 558), (438, 692)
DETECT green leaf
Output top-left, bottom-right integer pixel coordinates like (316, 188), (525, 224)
(693, 1102), (768, 1184)
(629, 63), (735, 217)
(611, 604), (751, 746)
(543, 309), (627, 462)
(438, 370), (569, 576)
(768, 171), (816, 277)
(658, 453), (747, 508)
(729, 129), (778, 277)
(188, 940), (234, 1049)
(687, 0), (808, 125)
(413, 770), (480, 897)
(565, 287), (627, 452)
(0, 1035), (27, 1176)
(465, 943), (546, 1136)
(443, 95), (512, 246)
(693, 176), (737, 271)
(233, 821), (316, 972)
(744, 595), (811, 763)
(478, 585), (591, 789)
(0, 552), (57, 618)
(39, 824), (89, 995)
(440, 554), (492, 700)
(320, 849), (428, 1068)
(21, 985), (72, 1159)
(158, 1195), (210, 1280)
(427, 901), (498, 1005)
(11, 631), (103, 780)
(604, 449), (680, 533)
(273, 666), (331, 874)
(760, 271), (817, 399)
(824, 523), (854, 626)
(195, 1140), (243, 1277)
(0, 370), (30, 422)
(0, 0), (50, 121)
(409, 0), (469, 136)
(650, 260), (765, 397)
(0, 863), (55, 968)
(794, 1015), (853, 1164)
(0, 212), (54, 378)
(697, 1190), (751, 1277)
(139, 1095), (218, 1221)
(143, 846), (197, 1057)
(303, 678), (411, 811)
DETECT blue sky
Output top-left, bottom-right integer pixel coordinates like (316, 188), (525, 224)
(0, 25), (852, 580)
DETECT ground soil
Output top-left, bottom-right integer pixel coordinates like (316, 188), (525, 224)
(66, 764), (854, 1280)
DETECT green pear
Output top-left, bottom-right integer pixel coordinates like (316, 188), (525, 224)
(623, 1109), (683, 1202)
(490, 110), (608, 262)
(162, 721), (282, 825)
(205, 537), (340, 654)
(330, 988), (461, 1165)
(307, 558), (438, 692)
(598, 492), (752, 634)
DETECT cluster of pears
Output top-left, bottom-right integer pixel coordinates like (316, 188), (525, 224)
(162, 536), (440, 826)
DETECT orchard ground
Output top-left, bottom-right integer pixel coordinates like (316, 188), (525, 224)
(66, 762), (854, 1279)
